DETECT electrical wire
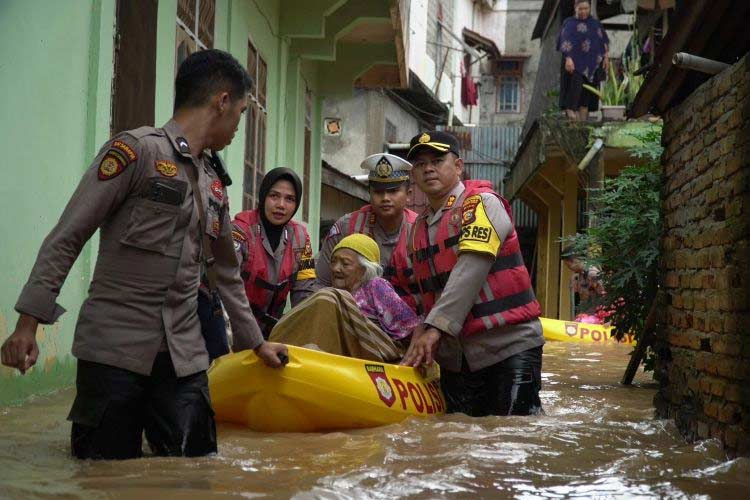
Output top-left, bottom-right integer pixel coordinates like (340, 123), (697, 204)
(385, 89), (447, 120)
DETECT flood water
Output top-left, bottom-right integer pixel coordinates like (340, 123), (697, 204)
(2, 342), (749, 499)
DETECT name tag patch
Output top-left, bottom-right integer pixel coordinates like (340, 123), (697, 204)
(461, 224), (492, 242)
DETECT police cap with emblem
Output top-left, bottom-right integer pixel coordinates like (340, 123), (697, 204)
(360, 153), (412, 188)
(406, 130), (461, 161)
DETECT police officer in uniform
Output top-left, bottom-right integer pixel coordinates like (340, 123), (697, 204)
(0, 50), (287, 459)
(401, 131), (545, 416)
(316, 153), (421, 313)
(231, 167), (317, 337)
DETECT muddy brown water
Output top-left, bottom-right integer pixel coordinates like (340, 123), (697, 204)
(2, 342), (749, 499)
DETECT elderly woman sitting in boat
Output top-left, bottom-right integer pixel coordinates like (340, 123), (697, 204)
(269, 234), (420, 362)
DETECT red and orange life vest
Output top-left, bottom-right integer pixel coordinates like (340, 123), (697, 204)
(232, 209), (312, 320)
(347, 205), (422, 314)
(410, 180), (541, 335)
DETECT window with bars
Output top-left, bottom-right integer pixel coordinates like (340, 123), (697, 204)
(243, 39), (268, 210)
(175, 0), (215, 72)
(302, 87), (313, 221)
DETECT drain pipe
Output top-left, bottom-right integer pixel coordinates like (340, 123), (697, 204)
(673, 52), (730, 75)
(578, 138), (604, 171)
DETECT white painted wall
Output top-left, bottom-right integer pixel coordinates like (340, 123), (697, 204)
(408, 0), (436, 91)
(451, 0), (474, 124)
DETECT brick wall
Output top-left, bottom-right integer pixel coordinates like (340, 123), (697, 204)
(656, 52), (750, 457)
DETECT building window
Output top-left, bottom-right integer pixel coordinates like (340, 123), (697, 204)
(175, 0), (215, 71)
(497, 76), (520, 112)
(497, 59), (522, 73)
(243, 39), (268, 210)
(302, 87), (313, 221)
(494, 57), (524, 114)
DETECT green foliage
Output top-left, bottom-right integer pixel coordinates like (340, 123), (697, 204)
(623, 51), (644, 106)
(543, 89), (561, 118)
(583, 61), (629, 106)
(583, 31), (645, 107)
(562, 125), (663, 351)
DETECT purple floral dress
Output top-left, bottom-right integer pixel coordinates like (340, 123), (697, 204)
(557, 16), (609, 81)
(352, 277), (421, 340)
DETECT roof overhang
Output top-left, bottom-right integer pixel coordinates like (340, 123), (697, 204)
(389, 70), (464, 127)
(321, 161), (369, 202)
(286, 0), (410, 94)
(630, 0), (750, 116)
(462, 27), (501, 60)
(506, 118), (651, 201)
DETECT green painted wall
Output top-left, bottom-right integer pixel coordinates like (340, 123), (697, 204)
(0, 0), (329, 405)
(217, 0), (322, 246)
(0, 0), (115, 405)
(155, 0), (179, 125)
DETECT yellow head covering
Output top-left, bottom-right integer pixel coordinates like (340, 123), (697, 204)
(332, 234), (380, 264)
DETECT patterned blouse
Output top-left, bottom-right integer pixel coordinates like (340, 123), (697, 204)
(557, 15), (609, 81)
(353, 277), (421, 340)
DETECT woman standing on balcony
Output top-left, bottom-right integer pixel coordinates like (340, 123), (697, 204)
(557, 0), (610, 121)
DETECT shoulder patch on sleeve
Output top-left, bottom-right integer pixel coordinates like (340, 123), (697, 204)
(301, 235), (313, 259)
(458, 195), (502, 256)
(111, 140), (137, 163)
(98, 154), (124, 180)
(231, 228), (247, 242)
(462, 194), (482, 225)
(98, 138), (138, 181)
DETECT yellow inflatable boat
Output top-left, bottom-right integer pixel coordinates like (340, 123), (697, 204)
(540, 317), (636, 345)
(208, 345), (446, 432)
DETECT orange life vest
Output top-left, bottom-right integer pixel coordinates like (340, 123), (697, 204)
(232, 209), (310, 320)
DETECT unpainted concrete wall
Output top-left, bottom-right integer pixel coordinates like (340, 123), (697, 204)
(479, 0), (544, 127)
(322, 90), (421, 177)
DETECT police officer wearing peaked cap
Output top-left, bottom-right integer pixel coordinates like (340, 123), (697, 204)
(316, 153), (422, 314)
(0, 49), (288, 460)
(401, 129), (545, 417)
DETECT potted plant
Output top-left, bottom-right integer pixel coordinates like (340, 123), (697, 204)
(584, 25), (646, 121)
(583, 61), (628, 120)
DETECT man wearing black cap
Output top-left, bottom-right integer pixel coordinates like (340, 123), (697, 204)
(316, 153), (421, 314)
(401, 130), (545, 417)
(231, 168), (317, 338)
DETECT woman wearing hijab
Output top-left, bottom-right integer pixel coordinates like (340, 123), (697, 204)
(270, 234), (420, 363)
(231, 167), (317, 338)
(557, 0), (610, 121)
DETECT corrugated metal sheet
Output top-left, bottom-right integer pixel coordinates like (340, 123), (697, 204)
(511, 198), (538, 229)
(439, 125), (521, 195)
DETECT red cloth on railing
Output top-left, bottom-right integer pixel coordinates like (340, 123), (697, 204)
(461, 60), (478, 106)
